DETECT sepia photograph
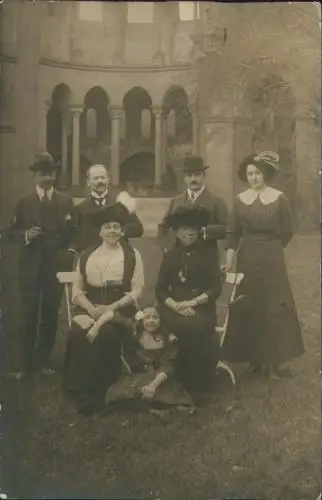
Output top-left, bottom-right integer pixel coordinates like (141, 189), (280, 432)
(0, 1), (320, 498)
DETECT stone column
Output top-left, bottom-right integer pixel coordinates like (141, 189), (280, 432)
(152, 107), (163, 186)
(110, 107), (123, 186)
(71, 107), (82, 187)
(61, 111), (70, 187)
(200, 115), (253, 209)
(161, 113), (168, 175)
(294, 109), (320, 232)
(38, 100), (51, 152)
(191, 108), (199, 155)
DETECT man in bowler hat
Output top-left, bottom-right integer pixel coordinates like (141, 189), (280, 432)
(69, 164), (144, 253)
(8, 152), (78, 379)
(158, 155), (228, 261)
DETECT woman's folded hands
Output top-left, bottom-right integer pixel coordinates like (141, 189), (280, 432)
(86, 308), (115, 343)
(165, 297), (196, 316)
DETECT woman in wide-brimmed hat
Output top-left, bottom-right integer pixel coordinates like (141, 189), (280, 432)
(221, 151), (304, 378)
(155, 204), (223, 401)
(63, 202), (144, 415)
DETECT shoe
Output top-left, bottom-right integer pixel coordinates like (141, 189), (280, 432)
(6, 371), (33, 381)
(247, 363), (263, 374)
(77, 402), (102, 416)
(40, 367), (56, 376)
(176, 405), (196, 414)
(271, 365), (294, 379)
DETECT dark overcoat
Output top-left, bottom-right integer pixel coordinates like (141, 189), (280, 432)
(70, 188), (144, 252)
(8, 190), (78, 284)
(158, 188), (228, 254)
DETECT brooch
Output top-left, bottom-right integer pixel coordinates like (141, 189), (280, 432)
(65, 214), (72, 221)
(178, 270), (186, 283)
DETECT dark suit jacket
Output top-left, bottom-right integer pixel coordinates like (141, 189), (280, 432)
(158, 188), (228, 253)
(7, 190), (78, 284)
(70, 188), (144, 253)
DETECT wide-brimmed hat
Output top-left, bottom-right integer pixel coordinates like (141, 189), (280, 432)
(178, 156), (209, 172)
(29, 152), (60, 172)
(238, 151), (279, 181)
(88, 202), (130, 227)
(164, 205), (210, 230)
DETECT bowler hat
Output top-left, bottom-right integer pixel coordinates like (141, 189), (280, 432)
(238, 151), (279, 182)
(29, 152), (60, 172)
(179, 155), (209, 172)
(88, 202), (130, 228)
(164, 205), (210, 230)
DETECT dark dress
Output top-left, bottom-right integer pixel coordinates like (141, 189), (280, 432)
(155, 238), (222, 392)
(222, 192), (304, 365)
(105, 333), (194, 408)
(62, 242), (140, 407)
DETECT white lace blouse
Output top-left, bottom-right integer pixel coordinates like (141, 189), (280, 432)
(72, 243), (144, 303)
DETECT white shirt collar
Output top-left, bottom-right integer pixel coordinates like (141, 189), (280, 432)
(91, 189), (108, 200)
(187, 185), (206, 202)
(36, 185), (54, 200)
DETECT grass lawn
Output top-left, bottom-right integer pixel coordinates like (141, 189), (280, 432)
(0, 236), (320, 499)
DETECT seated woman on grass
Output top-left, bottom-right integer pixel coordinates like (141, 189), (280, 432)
(105, 305), (194, 415)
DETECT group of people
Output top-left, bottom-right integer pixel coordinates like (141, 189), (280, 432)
(7, 150), (304, 415)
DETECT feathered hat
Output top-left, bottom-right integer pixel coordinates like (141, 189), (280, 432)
(238, 151), (280, 181)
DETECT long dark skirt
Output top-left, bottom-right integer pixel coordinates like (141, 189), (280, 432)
(222, 237), (305, 365)
(105, 370), (194, 408)
(62, 285), (135, 407)
(63, 321), (125, 405)
(159, 305), (219, 392)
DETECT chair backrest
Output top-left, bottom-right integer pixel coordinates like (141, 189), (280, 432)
(224, 272), (244, 285)
(57, 271), (76, 284)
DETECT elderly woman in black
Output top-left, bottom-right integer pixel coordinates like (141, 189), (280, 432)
(63, 202), (144, 414)
(155, 205), (222, 397)
(222, 151), (304, 378)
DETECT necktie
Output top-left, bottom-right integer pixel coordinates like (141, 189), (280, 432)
(92, 196), (106, 207)
(190, 192), (195, 203)
(42, 189), (49, 201)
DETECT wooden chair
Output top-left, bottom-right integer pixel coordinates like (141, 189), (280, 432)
(215, 272), (244, 387)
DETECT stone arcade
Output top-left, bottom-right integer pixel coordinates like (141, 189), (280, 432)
(0, 2), (320, 232)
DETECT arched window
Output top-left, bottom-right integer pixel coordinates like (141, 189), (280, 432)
(47, 2), (55, 17)
(167, 110), (176, 138)
(79, 2), (103, 22)
(141, 109), (151, 139)
(179, 1), (200, 21)
(86, 108), (97, 139)
(127, 2), (154, 23)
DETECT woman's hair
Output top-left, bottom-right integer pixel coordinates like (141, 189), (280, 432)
(246, 160), (276, 183)
(134, 305), (169, 342)
(238, 151), (279, 183)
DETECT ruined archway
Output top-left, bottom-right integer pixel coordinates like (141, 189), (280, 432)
(47, 83), (72, 185)
(80, 87), (110, 185)
(123, 87), (153, 149)
(120, 151), (177, 195)
(247, 74), (298, 214)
